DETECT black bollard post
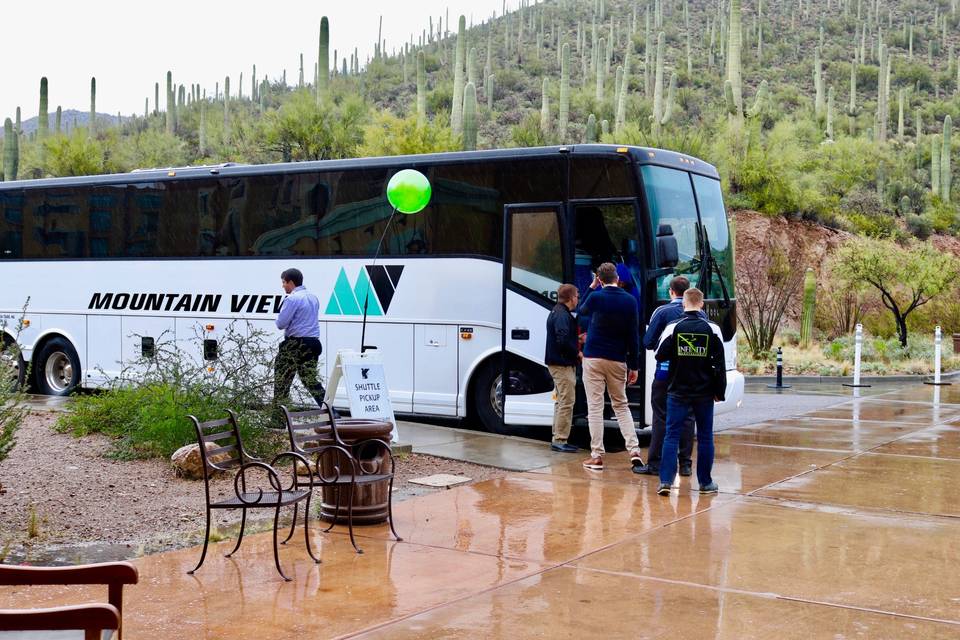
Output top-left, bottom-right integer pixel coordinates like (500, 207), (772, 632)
(767, 346), (792, 389)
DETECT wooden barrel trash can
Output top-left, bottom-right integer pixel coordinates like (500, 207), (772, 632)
(318, 418), (393, 525)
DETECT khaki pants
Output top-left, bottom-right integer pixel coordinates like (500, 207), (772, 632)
(583, 357), (638, 458)
(548, 365), (576, 442)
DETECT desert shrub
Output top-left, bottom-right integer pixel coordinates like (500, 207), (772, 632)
(0, 305), (29, 464)
(56, 322), (288, 460)
(358, 112), (460, 156)
(511, 112), (548, 147)
(925, 198), (959, 233)
(906, 213), (934, 239)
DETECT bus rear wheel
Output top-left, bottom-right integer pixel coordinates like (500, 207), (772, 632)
(34, 337), (80, 396)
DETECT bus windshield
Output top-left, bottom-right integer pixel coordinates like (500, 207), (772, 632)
(641, 165), (735, 300)
(641, 165), (702, 299)
(692, 174), (735, 299)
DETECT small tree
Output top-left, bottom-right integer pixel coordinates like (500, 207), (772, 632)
(261, 90), (367, 161)
(833, 237), (960, 347)
(737, 238), (807, 357)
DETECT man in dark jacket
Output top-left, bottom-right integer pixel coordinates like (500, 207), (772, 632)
(634, 276), (702, 477)
(654, 288), (726, 496)
(545, 284), (580, 453)
(578, 263), (643, 471)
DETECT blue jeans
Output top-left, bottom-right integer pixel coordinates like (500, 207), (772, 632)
(659, 395), (715, 487)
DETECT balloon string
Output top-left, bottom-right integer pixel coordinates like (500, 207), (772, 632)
(361, 206), (398, 353)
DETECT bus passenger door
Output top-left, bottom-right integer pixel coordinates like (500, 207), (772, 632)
(569, 199), (646, 428)
(501, 203), (566, 428)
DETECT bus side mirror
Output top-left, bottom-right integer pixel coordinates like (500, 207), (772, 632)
(656, 224), (679, 268)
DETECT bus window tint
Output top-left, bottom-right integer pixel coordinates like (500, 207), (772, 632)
(692, 175), (735, 297)
(23, 188), (88, 258)
(571, 155), (635, 198)
(0, 191), (23, 259)
(640, 165), (701, 298)
(510, 209), (564, 303)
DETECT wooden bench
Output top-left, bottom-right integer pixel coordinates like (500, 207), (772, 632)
(0, 561), (138, 639)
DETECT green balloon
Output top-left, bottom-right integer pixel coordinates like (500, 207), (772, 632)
(387, 169), (431, 214)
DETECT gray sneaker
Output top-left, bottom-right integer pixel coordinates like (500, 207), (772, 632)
(699, 482), (719, 495)
(657, 483), (672, 496)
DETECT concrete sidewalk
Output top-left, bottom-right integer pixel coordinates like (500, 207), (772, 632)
(5, 384), (960, 638)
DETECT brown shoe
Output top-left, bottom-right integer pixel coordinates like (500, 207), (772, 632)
(582, 456), (604, 471)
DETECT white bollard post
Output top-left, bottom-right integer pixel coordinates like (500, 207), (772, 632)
(844, 323), (871, 388)
(934, 325), (942, 385)
(925, 325), (952, 387)
(853, 323), (863, 387)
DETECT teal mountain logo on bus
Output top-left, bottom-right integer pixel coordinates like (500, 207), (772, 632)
(325, 265), (404, 316)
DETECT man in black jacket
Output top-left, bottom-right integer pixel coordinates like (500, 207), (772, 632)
(634, 276), (701, 477)
(654, 288), (726, 496)
(545, 284), (580, 453)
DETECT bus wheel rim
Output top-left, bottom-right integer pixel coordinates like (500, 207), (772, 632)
(491, 374), (504, 418)
(44, 351), (72, 393)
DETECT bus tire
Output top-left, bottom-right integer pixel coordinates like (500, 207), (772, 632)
(33, 337), (81, 396)
(1, 335), (25, 391)
(471, 360), (510, 434)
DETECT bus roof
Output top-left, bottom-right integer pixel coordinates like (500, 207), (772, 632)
(0, 144), (720, 190)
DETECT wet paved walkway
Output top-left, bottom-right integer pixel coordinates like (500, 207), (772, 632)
(5, 386), (960, 638)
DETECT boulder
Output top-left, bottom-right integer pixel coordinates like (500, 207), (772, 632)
(171, 442), (230, 480)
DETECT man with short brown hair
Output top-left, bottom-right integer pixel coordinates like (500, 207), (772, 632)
(545, 284), (580, 453)
(578, 263), (643, 471)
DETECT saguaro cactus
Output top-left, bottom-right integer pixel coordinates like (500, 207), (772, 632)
(89, 77), (97, 136)
(317, 17), (330, 103)
(165, 71), (174, 134)
(416, 51), (427, 126)
(540, 78), (551, 136)
(55, 106), (62, 134)
(942, 115), (952, 201)
(652, 32), (666, 137)
(38, 77), (49, 140)
(586, 113), (597, 142)
(467, 47), (478, 88)
(932, 134), (942, 196)
(814, 47), (824, 118)
(452, 15), (467, 135)
(800, 268), (816, 348)
(224, 76), (231, 143)
(199, 102), (208, 156)
(3, 118), (18, 181)
(559, 43), (570, 143)
(827, 87), (835, 139)
(726, 0), (743, 121)
(595, 37), (606, 100)
(463, 82), (478, 151)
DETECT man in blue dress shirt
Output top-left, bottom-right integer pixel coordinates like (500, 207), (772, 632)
(274, 268), (326, 415)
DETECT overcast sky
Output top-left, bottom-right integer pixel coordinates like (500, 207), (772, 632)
(1, 0), (509, 124)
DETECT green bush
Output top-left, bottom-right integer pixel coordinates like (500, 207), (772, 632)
(55, 322), (287, 460)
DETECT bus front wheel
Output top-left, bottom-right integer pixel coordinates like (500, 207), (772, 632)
(33, 337), (80, 396)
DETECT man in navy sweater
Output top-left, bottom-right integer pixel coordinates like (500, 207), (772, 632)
(633, 276), (701, 477)
(654, 288), (727, 495)
(578, 263), (643, 471)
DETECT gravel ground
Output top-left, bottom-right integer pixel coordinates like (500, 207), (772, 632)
(0, 412), (505, 564)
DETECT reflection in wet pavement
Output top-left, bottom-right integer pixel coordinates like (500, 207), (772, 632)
(3, 389), (960, 638)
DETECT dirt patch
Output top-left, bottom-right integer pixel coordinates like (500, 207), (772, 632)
(0, 412), (505, 563)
